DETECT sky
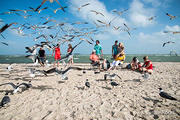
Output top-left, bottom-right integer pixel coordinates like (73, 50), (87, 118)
(0, 0), (180, 55)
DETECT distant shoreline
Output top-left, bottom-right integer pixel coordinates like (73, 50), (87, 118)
(0, 54), (180, 63)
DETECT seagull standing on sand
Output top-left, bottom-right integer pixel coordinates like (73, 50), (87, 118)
(110, 80), (119, 87)
(85, 79), (90, 88)
(7, 64), (13, 72)
(159, 88), (177, 101)
(0, 92), (10, 107)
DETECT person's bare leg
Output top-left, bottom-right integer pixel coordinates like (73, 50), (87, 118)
(71, 58), (74, 64)
(57, 61), (59, 67)
(147, 69), (153, 74)
(54, 61), (56, 67)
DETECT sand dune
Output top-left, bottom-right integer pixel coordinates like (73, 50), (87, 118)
(0, 63), (179, 120)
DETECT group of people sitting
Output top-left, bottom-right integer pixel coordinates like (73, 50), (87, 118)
(89, 40), (153, 74)
(127, 56), (153, 74)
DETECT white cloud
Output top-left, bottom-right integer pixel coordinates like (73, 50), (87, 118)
(128, 0), (156, 27)
(134, 25), (180, 54)
(165, 25), (180, 31)
(142, 0), (161, 7)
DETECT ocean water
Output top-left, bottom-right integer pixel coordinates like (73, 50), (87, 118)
(0, 54), (179, 64)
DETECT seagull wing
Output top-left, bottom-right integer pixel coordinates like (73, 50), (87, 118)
(162, 43), (166, 47)
(18, 83), (32, 88)
(44, 68), (57, 74)
(0, 83), (17, 89)
(1, 42), (8, 46)
(115, 74), (121, 79)
(0, 24), (10, 33)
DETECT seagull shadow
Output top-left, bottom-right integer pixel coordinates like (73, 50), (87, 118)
(96, 79), (107, 82)
(77, 74), (83, 76)
(124, 79), (141, 82)
(101, 86), (112, 90)
(142, 96), (162, 104)
(0, 90), (13, 94)
(0, 74), (10, 78)
(32, 85), (54, 91)
(149, 109), (159, 119)
(21, 77), (40, 81)
(57, 81), (65, 84)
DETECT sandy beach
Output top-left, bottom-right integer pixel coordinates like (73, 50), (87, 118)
(0, 62), (179, 120)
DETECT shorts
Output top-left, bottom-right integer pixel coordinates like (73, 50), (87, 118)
(91, 61), (100, 66)
(111, 60), (121, 67)
(68, 55), (73, 61)
(39, 57), (45, 64)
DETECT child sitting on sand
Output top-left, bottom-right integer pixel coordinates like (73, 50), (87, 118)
(130, 57), (140, 70)
(140, 56), (153, 74)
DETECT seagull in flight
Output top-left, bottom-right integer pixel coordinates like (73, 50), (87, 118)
(90, 10), (105, 17)
(104, 73), (121, 80)
(78, 3), (90, 11)
(162, 41), (175, 47)
(1, 42), (8, 46)
(0, 82), (20, 94)
(0, 81), (32, 94)
(44, 67), (83, 75)
(163, 31), (180, 34)
(122, 23), (136, 37)
(159, 88), (177, 101)
(0, 23), (17, 34)
(112, 9), (128, 16)
(35, 0), (65, 12)
(148, 16), (156, 21)
(52, 6), (68, 13)
(166, 13), (178, 20)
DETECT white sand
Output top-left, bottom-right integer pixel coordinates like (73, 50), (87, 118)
(0, 63), (179, 120)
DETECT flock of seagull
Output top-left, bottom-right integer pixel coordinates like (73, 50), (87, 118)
(0, 0), (179, 107)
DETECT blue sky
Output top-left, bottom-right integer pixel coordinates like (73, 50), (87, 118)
(0, 0), (180, 55)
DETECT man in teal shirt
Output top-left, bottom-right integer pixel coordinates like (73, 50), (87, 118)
(112, 40), (118, 59)
(94, 40), (103, 58)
